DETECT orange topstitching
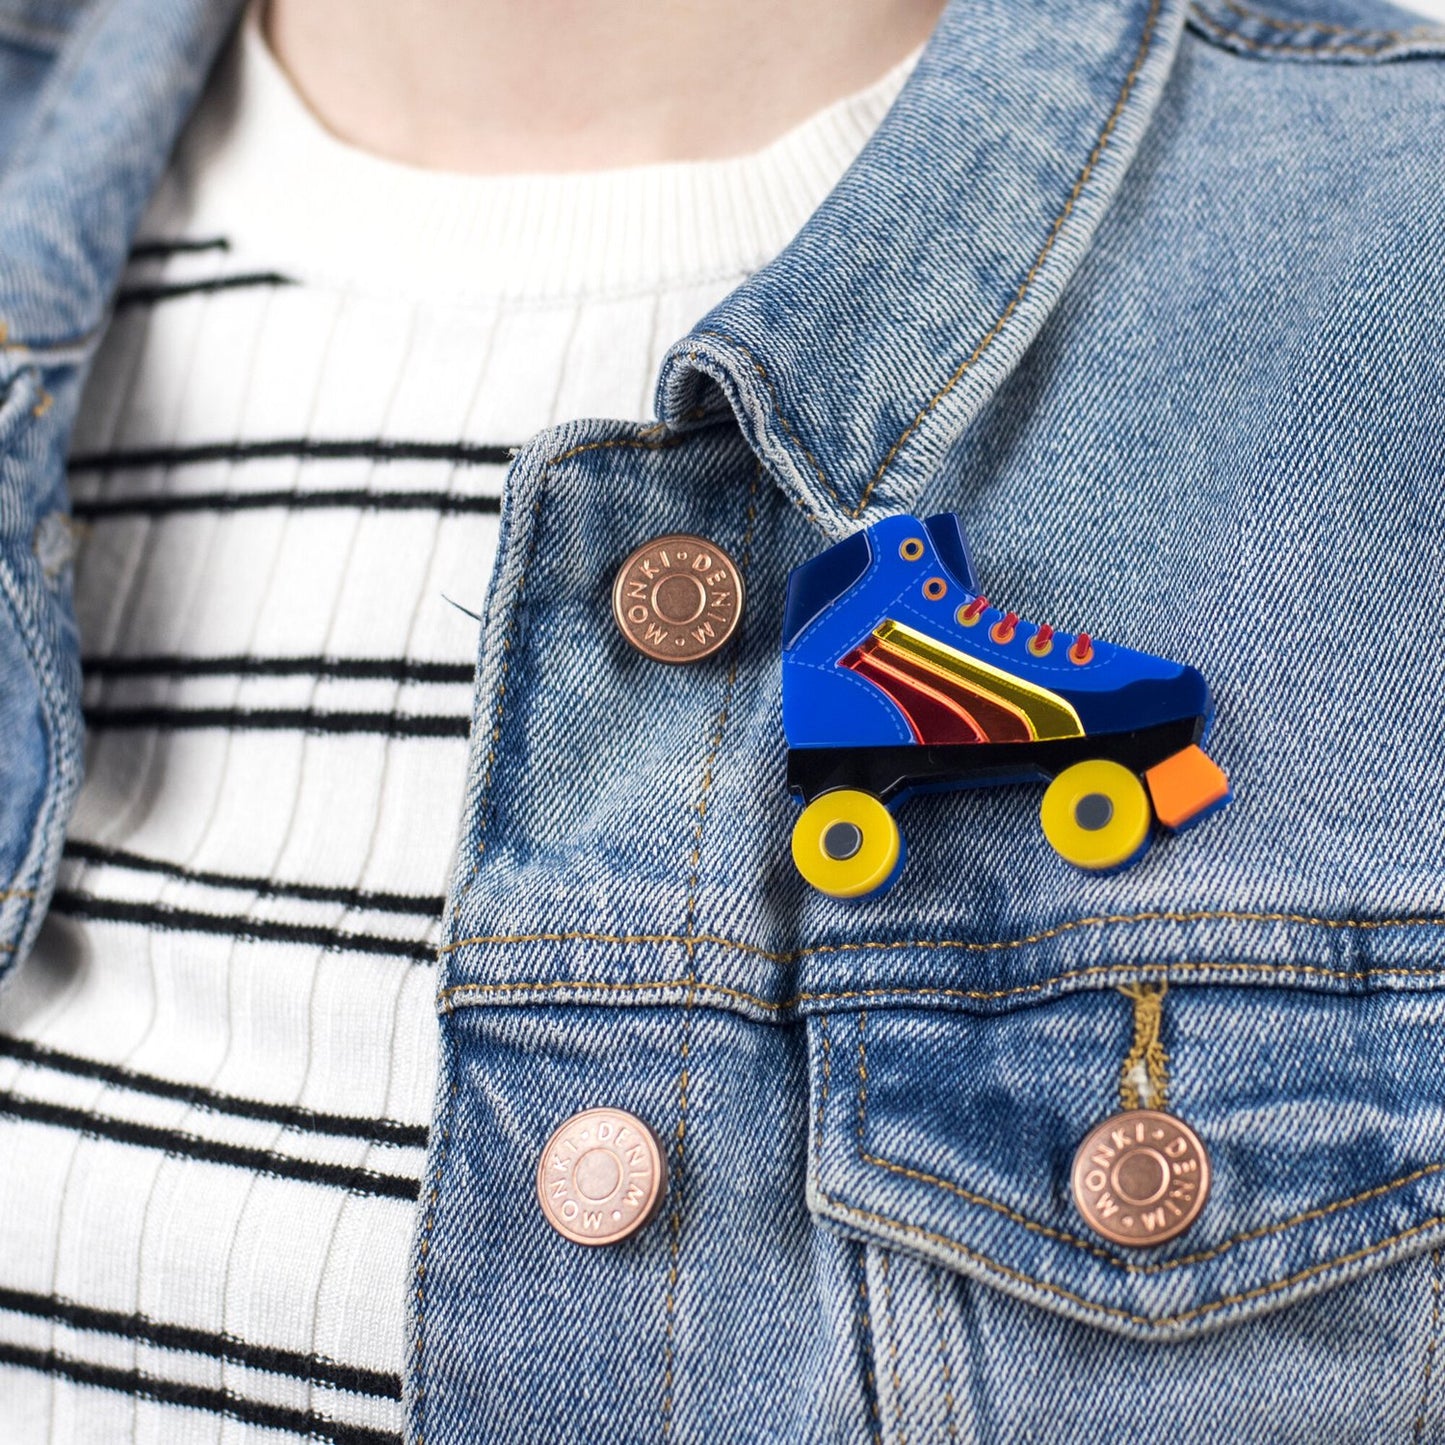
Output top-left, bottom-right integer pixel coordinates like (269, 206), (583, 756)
(438, 954), (1445, 1018)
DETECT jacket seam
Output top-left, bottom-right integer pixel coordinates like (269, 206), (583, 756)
(876, 1249), (906, 1440)
(930, 1265), (960, 1442)
(815, 1014), (832, 1179)
(437, 955), (1445, 1019)
(852, 1018), (1445, 1273)
(853, 1241), (883, 1445)
(439, 903), (1445, 965)
(662, 464), (757, 1438)
(1414, 1249), (1444, 1442)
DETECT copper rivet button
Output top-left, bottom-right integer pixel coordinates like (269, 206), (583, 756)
(611, 533), (744, 663)
(536, 1107), (667, 1246)
(1071, 1108), (1211, 1247)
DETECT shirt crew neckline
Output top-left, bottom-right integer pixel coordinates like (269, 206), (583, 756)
(162, 7), (921, 305)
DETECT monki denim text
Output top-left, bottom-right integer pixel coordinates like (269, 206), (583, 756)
(2, 0), (1445, 1439)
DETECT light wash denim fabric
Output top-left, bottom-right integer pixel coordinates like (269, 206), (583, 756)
(3, 0), (1445, 1440)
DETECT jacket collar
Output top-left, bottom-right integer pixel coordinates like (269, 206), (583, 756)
(658, 0), (1189, 537)
(0, 0), (1184, 524)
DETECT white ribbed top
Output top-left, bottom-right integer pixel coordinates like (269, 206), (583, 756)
(160, 8), (919, 303)
(0, 18), (919, 1442)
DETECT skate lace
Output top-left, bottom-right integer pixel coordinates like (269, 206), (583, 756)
(955, 594), (1093, 665)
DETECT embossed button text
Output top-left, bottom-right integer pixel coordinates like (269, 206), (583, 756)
(1071, 1108), (1210, 1247)
(611, 533), (743, 663)
(537, 1107), (667, 1246)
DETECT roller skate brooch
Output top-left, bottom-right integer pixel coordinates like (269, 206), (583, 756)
(783, 512), (1231, 898)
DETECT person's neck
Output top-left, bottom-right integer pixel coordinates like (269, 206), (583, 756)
(262, 0), (944, 174)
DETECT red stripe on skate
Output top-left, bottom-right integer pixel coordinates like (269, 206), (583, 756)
(842, 636), (1033, 744)
(841, 639), (984, 744)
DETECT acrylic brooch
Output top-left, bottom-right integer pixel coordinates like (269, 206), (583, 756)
(782, 512), (1231, 899)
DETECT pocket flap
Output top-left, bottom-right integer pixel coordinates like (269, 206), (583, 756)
(806, 985), (1445, 1340)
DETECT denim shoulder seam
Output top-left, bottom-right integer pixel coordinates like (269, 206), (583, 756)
(1187, 0), (1445, 61)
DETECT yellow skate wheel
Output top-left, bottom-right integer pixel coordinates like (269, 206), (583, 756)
(791, 790), (901, 899)
(1040, 760), (1152, 871)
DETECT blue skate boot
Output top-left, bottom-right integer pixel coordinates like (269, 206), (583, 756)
(782, 512), (1231, 898)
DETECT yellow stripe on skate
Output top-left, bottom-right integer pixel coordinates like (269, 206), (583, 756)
(874, 619), (1084, 741)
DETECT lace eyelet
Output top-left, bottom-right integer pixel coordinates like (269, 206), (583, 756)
(990, 612), (1019, 645)
(922, 577), (947, 601)
(1028, 623), (1054, 657)
(1069, 633), (1095, 665)
(899, 537), (924, 562)
(956, 597), (988, 627)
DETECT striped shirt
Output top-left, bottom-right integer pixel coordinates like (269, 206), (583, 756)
(0, 10), (914, 1441)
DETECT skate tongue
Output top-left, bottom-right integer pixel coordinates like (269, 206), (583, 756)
(923, 512), (980, 593)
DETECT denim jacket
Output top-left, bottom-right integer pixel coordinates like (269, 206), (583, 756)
(3, 0), (1445, 1439)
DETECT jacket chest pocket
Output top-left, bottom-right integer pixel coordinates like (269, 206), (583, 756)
(804, 984), (1445, 1442)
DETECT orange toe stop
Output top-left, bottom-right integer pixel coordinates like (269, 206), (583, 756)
(1145, 744), (1230, 830)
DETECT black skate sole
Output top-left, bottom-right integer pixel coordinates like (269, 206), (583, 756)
(787, 716), (1204, 806)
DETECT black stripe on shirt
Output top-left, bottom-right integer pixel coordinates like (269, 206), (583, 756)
(129, 237), (231, 260)
(82, 706), (471, 738)
(0, 1035), (428, 1148)
(80, 653), (474, 684)
(0, 1091), (420, 1200)
(0, 1340), (400, 1445)
(63, 838), (445, 917)
(71, 487), (504, 521)
(115, 272), (294, 307)
(47, 891), (438, 964)
(0, 1286), (400, 1398)
(69, 437), (515, 473)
